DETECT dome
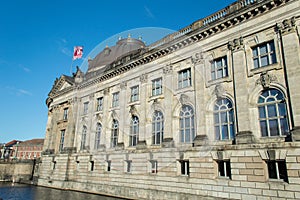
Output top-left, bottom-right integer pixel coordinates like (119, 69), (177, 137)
(88, 37), (145, 72)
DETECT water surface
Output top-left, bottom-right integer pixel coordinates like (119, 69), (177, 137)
(0, 182), (122, 200)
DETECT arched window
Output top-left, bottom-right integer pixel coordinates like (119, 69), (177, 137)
(129, 116), (139, 146)
(111, 120), (119, 148)
(214, 98), (235, 140)
(94, 123), (102, 149)
(81, 126), (87, 150)
(152, 111), (164, 145)
(180, 105), (195, 143)
(258, 89), (289, 137)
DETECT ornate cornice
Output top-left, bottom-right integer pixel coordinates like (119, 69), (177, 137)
(277, 16), (297, 35)
(55, 0), (293, 93)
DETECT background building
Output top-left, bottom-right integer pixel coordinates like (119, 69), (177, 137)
(12, 139), (44, 160)
(39, 0), (300, 199)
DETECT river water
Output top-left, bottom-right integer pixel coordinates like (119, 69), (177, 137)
(0, 182), (123, 200)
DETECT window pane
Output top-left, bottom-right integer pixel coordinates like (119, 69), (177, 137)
(271, 53), (276, 64)
(278, 161), (288, 182)
(269, 119), (279, 136)
(267, 104), (277, 117)
(253, 48), (258, 57)
(217, 69), (223, 79)
(180, 130), (185, 142)
(260, 121), (268, 137)
(230, 125), (235, 139)
(185, 129), (190, 142)
(259, 107), (266, 118)
(260, 45), (267, 54)
(221, 112), (227, 123)
(215, 126), (220, 140)
(222, 125), (228, 140)
(278, 103), (286, 116)
(280, 118), (289, 135)
(261, 56), (268, 67)
(268, 161), (277, 179)
(214, 114), (219, 124)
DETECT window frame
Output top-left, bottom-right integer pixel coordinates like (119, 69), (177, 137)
(152, 78), (163, 96)
(81, 126), (87, 150)
(129, 116), (139, 147)
(213, 98), (235, 140)
(178, 68), (192, 89)
(252, 40), (277, 69)
(217, 160), (231, 179)
(59, 129), (65, 152)
(96, 97), (104, 112)
(130, 85), (139, 102)
(112, 92), (120, 108)
(211, 56), (228, 80)
(63, 108), (68, 120)
(94, 123), (102, 150)
(266, 160), (288, 183)
(257, 89), (289, 137)
(179, 160), (189, 176)
(152, 111), (164, 145)
(179, 105), (195, 143)
(83, 102), (89, 115)
(111, 120), (119, 148)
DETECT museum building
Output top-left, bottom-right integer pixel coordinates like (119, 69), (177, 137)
(38, 0), (300, 199)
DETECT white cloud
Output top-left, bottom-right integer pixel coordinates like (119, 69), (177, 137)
(144, 6), (155, 19)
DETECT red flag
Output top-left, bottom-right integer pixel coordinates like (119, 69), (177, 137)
(73, 46), (83, 60)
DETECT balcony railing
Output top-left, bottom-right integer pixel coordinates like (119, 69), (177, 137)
(148, 0), (260, 50)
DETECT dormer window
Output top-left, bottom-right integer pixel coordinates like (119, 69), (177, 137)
(104, 47), (111, 56)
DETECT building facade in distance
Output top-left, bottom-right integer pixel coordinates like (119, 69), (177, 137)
(13, 139), (44, 160)
(39, 0), (300, 199)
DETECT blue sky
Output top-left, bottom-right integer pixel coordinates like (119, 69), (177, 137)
(0, 0), (236, 143)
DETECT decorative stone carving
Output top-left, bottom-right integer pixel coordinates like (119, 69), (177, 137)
(179, 94), (190, 105)
(129, 105), (138, 115)
(256, 72), (278, 88)
(140, 74), (148, 83)
(228, 37), (244, 51)
(111, 110), (117, 119)
(214, 84), (225, 98)
(192, 52), (204, 64)
(103, 88), (110, 96)
(163, 65), (173, 74)
(120, 81), (127, 90)
(277, 17), (296, 35)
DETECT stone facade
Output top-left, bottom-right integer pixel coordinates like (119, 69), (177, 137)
(39, 0), (300, 199)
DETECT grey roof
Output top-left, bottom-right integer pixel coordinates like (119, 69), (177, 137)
(87, 37), (145, 72)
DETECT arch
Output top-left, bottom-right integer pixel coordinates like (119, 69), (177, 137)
(80, 125), (87, 150)
(94, 123), (102, 149)
(179, 105), (195, 143)
(129, 115), (139, 146)
(257, 88), (289, 137)
(152, 110), (164, 145)
(111, 119), (119, 148)
(213, 97), (235, 140)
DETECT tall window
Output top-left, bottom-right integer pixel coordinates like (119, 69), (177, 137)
(178, 68), (191, 89)
(59, 130), (65, 152)
(94, 123), (101, 149)
(214, 98), (235, 140)
(152, 111), (164, 145)
(81, 126), (87, 150)
(63, 108), (68, 120)
(83, 102), (89, 115)
(180, 105), (195, 143)
(112, 92), (119, 107)
(129, 116), (139, 146)
(111, 120), (119, 148)
(211, 56), (228, 80)
(252, 41), (277, 68)
(152, 78), (162, 96)
(130, 86), (139, 102)
(258, 89), (289, 137)
(96, 97), (103, 112)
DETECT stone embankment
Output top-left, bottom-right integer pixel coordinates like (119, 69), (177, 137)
(0, 159), (39, 184)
